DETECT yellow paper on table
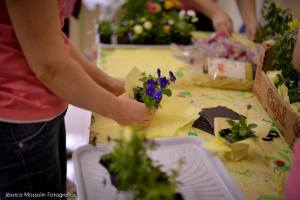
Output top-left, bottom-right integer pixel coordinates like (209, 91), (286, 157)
(102, 48), (187, 79)
(124, 67), (142, 98)
(145, 96), (198, 138)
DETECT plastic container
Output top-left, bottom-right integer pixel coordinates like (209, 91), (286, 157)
(73, 137), (245, 200)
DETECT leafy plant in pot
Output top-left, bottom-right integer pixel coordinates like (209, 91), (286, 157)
(116, 22), (130, 44)
(131, 18), (154, 44)
(171, 10), (197, 45)
(133, 68), (176, 111)
(99, 129), (184, 200)
(217, 116), (257, 161)
(98, 21), (113, 44)
(171, 20), (194, 45)
(154, 23), (172, 44)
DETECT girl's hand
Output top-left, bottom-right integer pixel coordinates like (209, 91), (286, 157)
(114, 96), (151, 127)
(106, 77), (125, 96)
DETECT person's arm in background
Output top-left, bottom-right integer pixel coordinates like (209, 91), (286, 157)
(5, 0), (150, 126)
(69, 42), (125, 96)
(236, 0), (260, 40)
(185, 0), (233, 35)
(293, 30), (300, 72)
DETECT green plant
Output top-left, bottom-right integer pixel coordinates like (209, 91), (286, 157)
(272, 29), (299, 90)
(220, 116), (257, 142)
(100, 129), (183, 200)
(256, 0), (293, 42)
(123, 0), (148, 20)
(172, 21), (194, 38)
(98, 21), (112, 36)
(116, 24), (128, 38)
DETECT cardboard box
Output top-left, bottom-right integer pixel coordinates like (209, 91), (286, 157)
(254, 45), (300, 146)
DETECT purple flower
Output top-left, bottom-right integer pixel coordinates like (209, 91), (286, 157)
(146, 84), (156, 96)
(147, 79), (158, 86)
(157, 68), (161, 78)
(169, 71), (176, 82)
(153, 91), (162, 102)
(159, 77), (169, 88)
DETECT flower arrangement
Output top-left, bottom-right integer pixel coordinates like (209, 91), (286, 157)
(99, 129), (184, 200)
(98, 21), (113, 44)
(133, 68), (176, 111)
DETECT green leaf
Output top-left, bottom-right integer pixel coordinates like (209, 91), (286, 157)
(226, 120), (236, 127)
(240, 129), (248, 136)
(248, 123), (258, 129)
(239, 116), (247, 127)
(161, 88), (172, 97)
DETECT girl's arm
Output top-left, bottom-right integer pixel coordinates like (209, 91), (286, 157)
(68, 42), (125, 96)
(5, 0), (150, 126)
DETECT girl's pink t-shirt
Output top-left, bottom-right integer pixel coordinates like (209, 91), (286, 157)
(0, 0), (69, 122)
(285, 139), (300, 200)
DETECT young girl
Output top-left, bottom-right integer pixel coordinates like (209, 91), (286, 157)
(0, 0), (151, 196)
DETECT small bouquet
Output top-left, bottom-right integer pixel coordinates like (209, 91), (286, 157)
(133, 68), (176, 111)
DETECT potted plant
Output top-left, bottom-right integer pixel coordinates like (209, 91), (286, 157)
(133, 68), (176, 111)
(170, 9), (198, 45)
(99, 129), (184, 200)
(98, 21), (112, 44)
(131, 24), (146, 44)
(130, 17), (155, 44)
(171, 20), (194, 45)
(116, 22), (130, 44)
(154, 24), (172, 44)
(215, 116), (257, 161)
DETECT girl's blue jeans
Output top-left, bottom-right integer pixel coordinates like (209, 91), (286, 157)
(0, 111), (67, 199)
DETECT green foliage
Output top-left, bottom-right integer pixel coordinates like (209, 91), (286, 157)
(288, 87), (300, 103)
(226, 117), (257, 142)
(101, 130), (181, 200)
(256, 0), (293, 42)
(115, 23), (129, 37)
(272, 29), (299, 89)
(117, 0), (197, 44)
(123, 0), (148, 20)
(171, 21), (194, 38)
(98, 21), (112, 36)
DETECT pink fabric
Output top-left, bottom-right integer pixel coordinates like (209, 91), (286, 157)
(0, 0), (68, 122)
(64, 0), (77, 18)
(285, 139), (300, 200)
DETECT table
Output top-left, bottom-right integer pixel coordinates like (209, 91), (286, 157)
(90, 45), (292, 200)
